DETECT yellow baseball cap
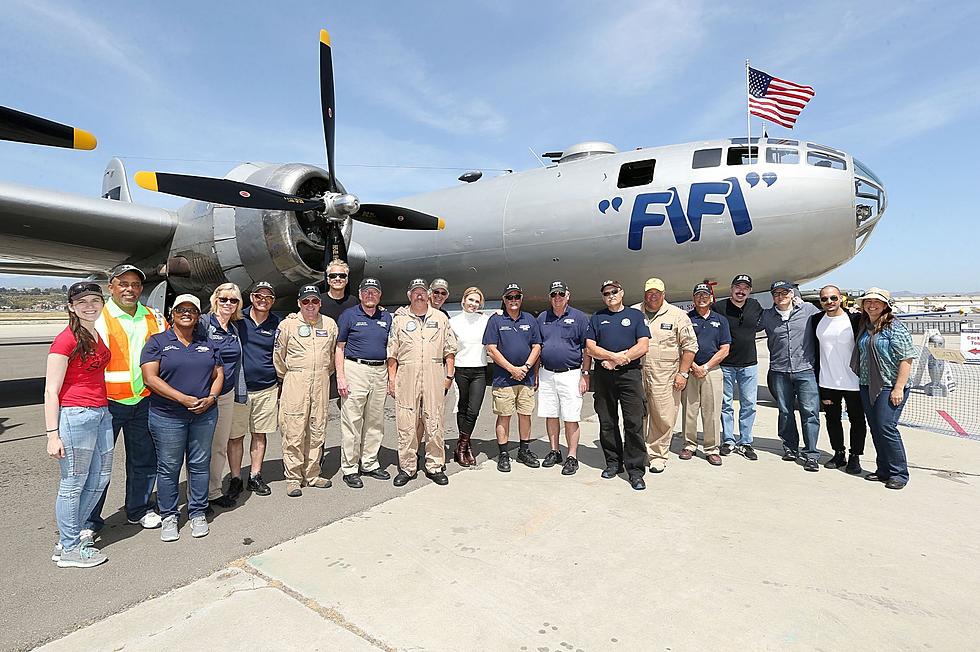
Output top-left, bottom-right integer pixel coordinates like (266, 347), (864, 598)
(644, 278), (665, 292)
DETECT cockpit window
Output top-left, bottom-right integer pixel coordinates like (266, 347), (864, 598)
(726, 146), (758, 165)
(766, 138), (799, 146)
(692, 148), (721, 169)
(617, 159), (656, 188)
(766, 147), (799, 164)
(806, 151), (846, 170)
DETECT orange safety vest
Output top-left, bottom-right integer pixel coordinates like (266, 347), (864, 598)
(100, 306), (166, 402)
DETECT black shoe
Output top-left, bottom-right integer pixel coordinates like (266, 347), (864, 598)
(719, 443), (733, 456)
(601, 465), (623, 479)
(361, 467), (391, 480)
(424, 470), (449, 486)
(210, 495), (235, 508)
(497, 452), (511, 473)
(343, 474), (364, 489)
(845, 454), (863, 475)
(204, 505), (215, 517)
(824, 451), (847, 469)
(885, 478), (907, 490)
(737, 444), (758, 461)
(561, 456), (579, 476)
(865, 472), (888, 482)
(781, 450), (798, 462)
(226, 477), (244, 501)
(393, 470), (417, 487)
(246, 473), (272, 496)
(803, 458), (819, 472)
(629, 474), (646, 490)
(541, 449), (563, 468)
(516, 447), (540, 468)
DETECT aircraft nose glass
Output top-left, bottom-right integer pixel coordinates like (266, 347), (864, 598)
(853, 158), (887, 254)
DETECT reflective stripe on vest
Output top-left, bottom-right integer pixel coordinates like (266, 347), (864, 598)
(99, 306), (164, 401)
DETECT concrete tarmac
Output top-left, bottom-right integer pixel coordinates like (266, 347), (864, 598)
(3, 331), (979, 651)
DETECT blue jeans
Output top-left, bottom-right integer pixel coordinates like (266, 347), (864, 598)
(88, 399), (158, 529)
(56, 407), (114, 550)
(860, 385), (910, 484)
(149, 410), (218, 520)
(769, 370), (820, 460)
(721, 365), (758, 446)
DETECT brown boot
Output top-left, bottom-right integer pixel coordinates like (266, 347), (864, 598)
(454, 435), (468, 465)
(460, 433), (476, 467)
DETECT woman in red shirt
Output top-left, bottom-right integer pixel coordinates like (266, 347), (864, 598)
(44, 282), (113, 569)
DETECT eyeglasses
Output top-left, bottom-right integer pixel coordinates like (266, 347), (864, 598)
(251, 293), (274, 301)
(431, 290), (448, 296)
(173, 306), (199, 315)
(550, 291), (567, 298)
(300, 297), (321, 305)
(819, 295), (840, 303)
(327, 273), (348, 280)
(217, 297), (240, 304)
(113, 281), (142, 290)
(602, 289), (620, 297)
(772, 290), (791, 297)
(503, 294), (522, 301)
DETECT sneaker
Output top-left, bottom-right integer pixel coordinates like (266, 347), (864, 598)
(781, 450), (798, 462)
(845, 454), (863, 475)
(541, 449), (563, 468)
(79, 529), (94, 547)
(736, 444), (758, 461)
(52, 542), (63, 562)
(719, 443), (733, 456)
(127, 511), (162, 529)
(561, 456), (579, 476)
(56, 545), (107, 569)
(308, 477), (332, 489)
(601, 465), (623, 479)
(247, 473), (272, 496)
(497, 452), (511, 473)
(160, 515), (179, 542)
(286, 482), (303, 497)
(803, 458), (819, 472)
(227, 477), (244, 501)
(629, 474), (646, 491)
(824, 451), (847, 469)
(190, 516), (209, 538)
(210, 494), (236, 508)
(516, 447), (540, 468)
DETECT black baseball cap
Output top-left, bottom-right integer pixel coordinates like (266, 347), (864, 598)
(298, 285), (320, 299)
(67, 282), (103, 302)
(408, 278), (428, 291)
(359, 278), (382, 291)
(770, 280), (794, 293)
(502, 283), (522, 296)
(731, 274), (752, 288)
(693, 282), (712, 296)
(109, 264), (145, 281)
(549, 280), (569, 294)
(251, 281), (276, 296)
(600, 279), (623, 291)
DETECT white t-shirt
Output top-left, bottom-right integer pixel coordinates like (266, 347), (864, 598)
(776, 307), (792, 321)
(816, 314), (860, 391)
(449, 312), (490, 367)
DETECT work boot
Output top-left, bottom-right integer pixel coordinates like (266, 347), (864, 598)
(824, 451), (847, 469)
(845, 454), (863, 475)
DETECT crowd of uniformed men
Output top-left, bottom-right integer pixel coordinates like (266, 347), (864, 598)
(47, 259), (914, 563)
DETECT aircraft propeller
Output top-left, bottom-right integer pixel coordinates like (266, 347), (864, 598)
(133, 29), (443, 280)
(0, 106), (97, 150)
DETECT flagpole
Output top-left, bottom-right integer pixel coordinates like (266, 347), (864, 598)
(745, 59), (752, 163)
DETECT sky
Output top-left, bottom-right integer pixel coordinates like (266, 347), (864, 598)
(1, 0), (977, 292)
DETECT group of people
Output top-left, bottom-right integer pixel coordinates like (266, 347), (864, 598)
(45, 261), (916, 568)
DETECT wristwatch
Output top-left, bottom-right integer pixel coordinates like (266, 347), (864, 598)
(678, 372), (689, 379)
(581, 370), (590, 376)
(446, 375), (454, 380)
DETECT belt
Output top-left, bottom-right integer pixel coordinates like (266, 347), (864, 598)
(544, 366), (579, 373)
(346, 358), (385, 366)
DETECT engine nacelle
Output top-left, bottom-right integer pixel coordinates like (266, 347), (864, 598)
(164, 162), (364, 297)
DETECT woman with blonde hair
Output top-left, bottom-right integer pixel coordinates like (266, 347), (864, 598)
(851, 287), (916, 490)
(448, 286), (491, 466)
(201, 282), (248, 508)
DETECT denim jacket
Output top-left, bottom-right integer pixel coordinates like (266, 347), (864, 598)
(852, 319), (916, 393)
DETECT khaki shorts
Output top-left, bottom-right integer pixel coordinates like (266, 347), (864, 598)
(492, 384), (536, 416)
(231, 384), (279, 437)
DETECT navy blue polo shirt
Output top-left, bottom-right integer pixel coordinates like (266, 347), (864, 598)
(586, 307), (650, 370)
(537, 306), (589, 371)
(239, 309), (282, 391)
(688, 309), (732, 365)
(140, 329), (220, 420)
(200, 314), (242, 396)
(483, 311), (542, 387)
(337, 304), (392, 361)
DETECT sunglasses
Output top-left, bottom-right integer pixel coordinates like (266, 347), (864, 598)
(819, 295), (840, 303)
(218, 297), (240, 304)
(550, 291), (567, 298)
(251, 293), (275, 301)
(327, 273), (348, 280)
(300, 297), (321, 305)
(503, 294), (522, 301)
(431, 290), (448, 296)
(602, 289), (620, 297)
(173, 306), (199, 315)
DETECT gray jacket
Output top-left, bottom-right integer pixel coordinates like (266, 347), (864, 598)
(758, 302), (820, 373)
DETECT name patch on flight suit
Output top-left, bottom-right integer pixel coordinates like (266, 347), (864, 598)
(660, 323), (674, 330)
(315, 329), (330, 337)
(425, 321), (439, 329)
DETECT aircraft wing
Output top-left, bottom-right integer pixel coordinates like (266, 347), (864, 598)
(0, 180), (177, 275)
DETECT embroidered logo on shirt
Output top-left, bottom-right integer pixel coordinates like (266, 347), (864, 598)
(621, 318), (631, 326)
(315, 330), (329, 337)
(500, 326), (512, 331)
(563, 318), (575, 324)
(163, 345), (179, 352)
(355, 321), (369, 327)
(600, 320), (610, 325)
(660, 323), (673, 330)
(710, 321), (720, 328)
(406, 321), (418, 332)
(195, 345), (211, 352)
(519, 324), (530, 331)
(378, 321), (388, 328)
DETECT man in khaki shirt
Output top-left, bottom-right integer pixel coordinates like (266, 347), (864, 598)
(387, 279), (458, 487)
(638, 278), (698, 473)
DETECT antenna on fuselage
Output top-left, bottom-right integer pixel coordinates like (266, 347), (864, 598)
(527, 146), (548, 168)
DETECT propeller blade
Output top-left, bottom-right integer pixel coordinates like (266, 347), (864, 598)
(353, 204), (445, 230)
(319, 29), (337, 193)
(134, 172), (325, 212)
(0, 105), (96, 150)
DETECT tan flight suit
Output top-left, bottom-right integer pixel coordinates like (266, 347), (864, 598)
(640, 302), (698, 468)
(387, 307), (458, 474)
(273, 314), (338, 485)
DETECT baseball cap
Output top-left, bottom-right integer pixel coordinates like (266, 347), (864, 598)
(600, 279), (622, 292)
(251, 281), (276, 296)
(172, 294), (201, 311)
(359, 278), (382, 292)
(644, 278), (665, 292)
(109, 264), (146, 281)
(770, 280), (794, 293)
(549, 280), (569, 294)
(408, 278), (428, 291)
(731, 274), (753, 288)
(858, 287), (891, 306)
(502, 283), (522, 296)
(297, 285), (320, 299)
(67, 281), (103, 302)
(429, 278), (449, 291)
(693, 282), (712, 296)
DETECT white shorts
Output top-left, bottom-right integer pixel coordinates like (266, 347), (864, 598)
(537, 368), (583, 422)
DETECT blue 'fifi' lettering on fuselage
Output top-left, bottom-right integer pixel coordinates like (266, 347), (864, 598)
(627, 177), (752, 249)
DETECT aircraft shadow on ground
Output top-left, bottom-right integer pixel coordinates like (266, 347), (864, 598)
(0, 377), (43, 409)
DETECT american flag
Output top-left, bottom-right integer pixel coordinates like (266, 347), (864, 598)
(748, 67), (815, 129)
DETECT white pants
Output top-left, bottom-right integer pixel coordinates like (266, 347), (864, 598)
(537, 368), (583, 422)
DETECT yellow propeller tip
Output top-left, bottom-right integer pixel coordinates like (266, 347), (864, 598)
(72, 128), (97, 150)
(320, 29), (330, 46)
(437, 218), (445, 230)
(134, 171), (158, 192)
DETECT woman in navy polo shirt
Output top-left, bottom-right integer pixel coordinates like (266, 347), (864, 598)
(141, 294), (223, 542)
